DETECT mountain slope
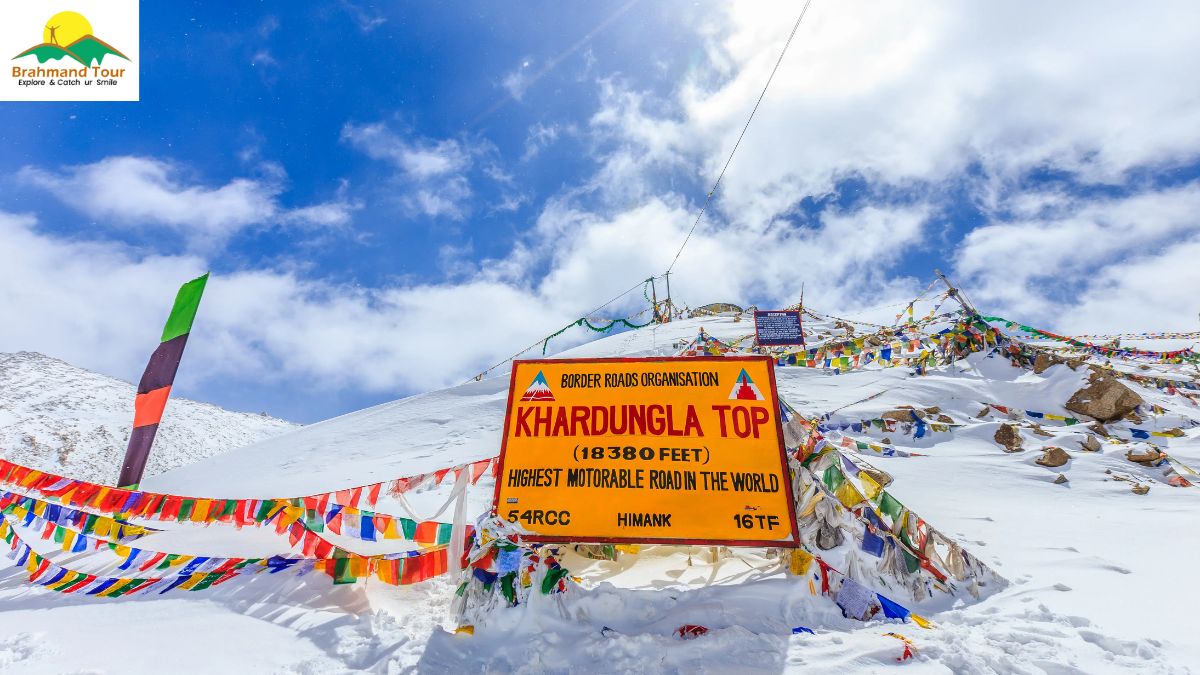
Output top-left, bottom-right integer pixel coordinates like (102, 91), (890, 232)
(2, 313), (1198, 673)
(0, 351), (296, 484)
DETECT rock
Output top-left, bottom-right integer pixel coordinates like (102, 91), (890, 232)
(816, 522), (843, 550)
(1124, 409), (1143, 424)
(1066, 357), (1086, 370)
(1034, 353), (1065, 374)
(1080, 435), (1102, 452)
(1089, 422), (1110, 437)
(976, 406), (992, 419)
(882, 409), (919, 422)
(994, 423), (1023, 453)
(1054, 473), (1069, 484)
(1064, 371), (1144, 422)
(1030, 424), (1053, 438)
(1161, 427), (1185, 438)
(1131, 484), (1150, 495)
(1036, 447), (1070, 468)
(1125, 449), (1166, 466)
(935, 414), (954, 424)
(923, 406), (941, 415)
(881, 437), (893, 445)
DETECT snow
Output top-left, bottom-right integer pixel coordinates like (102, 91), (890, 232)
(0, 351), (297, 484)
(2, 314), (1198, 673)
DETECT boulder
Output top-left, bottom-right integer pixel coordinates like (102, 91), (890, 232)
(1034, 353), (1065, 374)
(882, 408), (920, 422)
(935, 414), (954, 424)
(1125, 448), (1166, 466)
(994, 423), (1023, 453)
(816, 522), (843, 550)
(1131, 484), (1150, 495)
(1064, 370), (1144, 422)
(1066, 357), (1086, 370)
(1036, 447), (1070, 468)
(1124, 409), (1143, 424)
(923, 406), (942, 415)
(1079, 435), (1101, 452)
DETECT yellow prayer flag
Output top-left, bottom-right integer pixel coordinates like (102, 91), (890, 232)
(61, 529), (77, 552)
(910, 614), (933, 629)
(615, 544), (640, 554)
(835, 481), (865, 509)
(788, 548), (813, 576)
(113, 544), (132, 559)
(859, 473), (882, 500)
(92, 518), (111, 538)
(190, 499), (211, 523)
(382, 518), (400, 539)
(179, 573), (207, 590)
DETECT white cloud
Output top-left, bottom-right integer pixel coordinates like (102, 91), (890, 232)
(341, 122), (492, 220)
(19, 156), (356, 249)
(0, 189), (932, 407)
(579, 2), (1200, 228)
(953, 183), (1200, 323)
(503, 58), (534, 101)
(522, 122), (563, 161)
(339, 1), (386, 33)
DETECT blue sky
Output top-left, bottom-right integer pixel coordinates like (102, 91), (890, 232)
(2, 1), (1200, 423)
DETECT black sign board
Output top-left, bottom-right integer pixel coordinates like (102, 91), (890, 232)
(754, 310), (804, 347)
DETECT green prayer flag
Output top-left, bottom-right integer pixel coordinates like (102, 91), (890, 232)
(500, 573), (517, 605)
(108, 578), (145, 597)
(400, 517), (417, 540)
(160, 273), (209, 343)
(541, 566), (570, 594)
(191, 572), (224, 591)
(436, 523), (454, 546)
(332, 558), (356, 584)
(822, 463), (846, 492)
(177, 499), (194, 522)
(878, 491), (903, 520)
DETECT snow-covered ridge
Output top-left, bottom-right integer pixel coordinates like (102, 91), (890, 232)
(0, 351), (296, 484)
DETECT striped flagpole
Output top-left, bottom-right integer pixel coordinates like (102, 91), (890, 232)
(117, 273), (209, 488)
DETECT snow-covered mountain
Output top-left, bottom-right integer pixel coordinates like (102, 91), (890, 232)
(0, 351), (296, 484)
(2, 313), (1198, 674)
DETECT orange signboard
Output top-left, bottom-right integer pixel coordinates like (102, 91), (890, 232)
(492, 356), (798, 547)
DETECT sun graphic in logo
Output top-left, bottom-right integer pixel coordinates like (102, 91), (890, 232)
(13, 10), (128, 67)
(44, 11), (93, 46)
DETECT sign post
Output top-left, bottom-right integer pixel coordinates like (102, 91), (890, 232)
(753, 310), (805, 347)
(492, 356), (798, 547)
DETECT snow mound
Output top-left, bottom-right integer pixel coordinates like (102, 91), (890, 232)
(0, 351), (296, 484)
